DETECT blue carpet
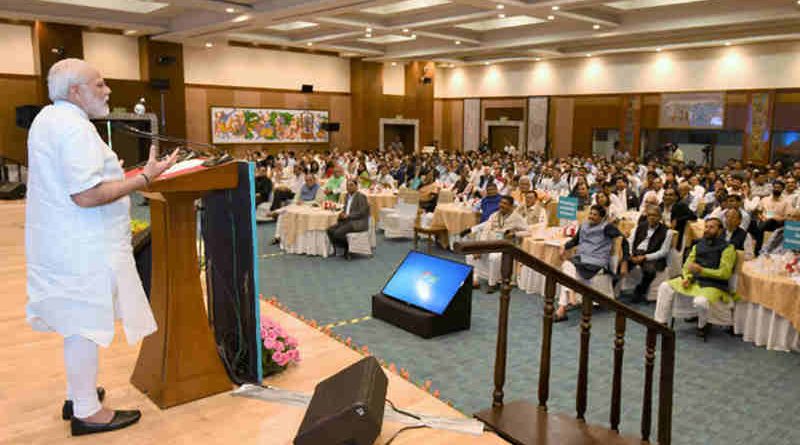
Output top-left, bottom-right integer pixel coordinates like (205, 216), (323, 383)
(256, 222), (800, 445)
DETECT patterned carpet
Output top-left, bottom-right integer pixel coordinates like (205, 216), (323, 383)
(255, 222), (800, 445)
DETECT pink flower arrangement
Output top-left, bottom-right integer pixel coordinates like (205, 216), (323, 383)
(260, 316), (301, 376)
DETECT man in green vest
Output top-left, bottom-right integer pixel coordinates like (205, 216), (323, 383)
(323, 165), (346, 202)
(654, 217), (739, 337)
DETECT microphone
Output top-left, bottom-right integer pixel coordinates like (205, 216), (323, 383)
(111, 122), (219, 154)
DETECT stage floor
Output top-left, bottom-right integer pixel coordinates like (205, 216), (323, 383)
(0, 201), (506, 444)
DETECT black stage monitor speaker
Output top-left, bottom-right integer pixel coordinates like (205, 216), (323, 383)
(421, 76), (432, 84)
(150, 78), (170, 90)
(16, 105), (42, 129)
(295, 356), (388, 445)
(372, 251), (472, 338)
(0, 182), (26, 200)
(301, 84), (314, 93)
(322, 122), (340, 132)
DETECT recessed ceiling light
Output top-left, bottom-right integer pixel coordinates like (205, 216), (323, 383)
(449, 63), (455, 68)
(307, 42), (313, 46)
(484, 61), (490, 65)
(411, 34), (417, 39)
(366, 27), (372, 32)
(225, 7), (235, 13)
(496, 4), (504, 9)
(547, 15), (555, 20)
(455, 40), (461, 45)
(365, 33), (372, 38)
(402, 28), (410, 33)
(391, 62), (397, 66)
(656, 47), (662, 52)
(725, 41), (732, 46)
(586, 53), (592, 57)
(498, 13), (506, 18)
(551, 5), (560, 10)
(535, 57), (541, 61)
(123, 29), (137, 35)
(205, 42), (213, 48)
(593, 24), (600, 30)
(232, 14), (250, 23)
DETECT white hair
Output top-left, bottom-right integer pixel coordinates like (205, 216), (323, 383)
(47, 58), (92, 102)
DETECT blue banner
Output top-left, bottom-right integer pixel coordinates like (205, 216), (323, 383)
(784, 221), (800, 251)
(557, 196), (578, 221)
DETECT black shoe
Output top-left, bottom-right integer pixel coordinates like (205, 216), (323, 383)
(62, 387), (106, 420)
(553, 313), (569, 323)
(696, 323), (711, 341)
(344, 251), (352, 260)
(270, 237), (280, 245)
(486, 284), (499, 294)
(71, 409), (141, 436)
(684, 316), (699, 323)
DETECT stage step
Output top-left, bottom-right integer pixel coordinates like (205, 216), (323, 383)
(475, 401), (647, 445)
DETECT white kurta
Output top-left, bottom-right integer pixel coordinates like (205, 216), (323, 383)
(25, 100), (156, 347)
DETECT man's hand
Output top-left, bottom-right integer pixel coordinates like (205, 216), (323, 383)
(338, 212), (347, 220)
(559, 248), (568, 261)
(687, 262), (703, 274)
(681, 278), (691, 289)
(142, 145), (179, 182)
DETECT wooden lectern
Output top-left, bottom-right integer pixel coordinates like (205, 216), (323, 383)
(131, 162), (239, 409)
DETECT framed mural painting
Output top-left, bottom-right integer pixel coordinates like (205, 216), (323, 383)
(211, 107), (329, 144)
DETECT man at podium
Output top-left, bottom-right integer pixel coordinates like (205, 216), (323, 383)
(25, 59), (178, 436)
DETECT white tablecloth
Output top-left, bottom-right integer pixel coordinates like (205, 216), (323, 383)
(734, 301), (800, 352)
(279, 230), (332, 257)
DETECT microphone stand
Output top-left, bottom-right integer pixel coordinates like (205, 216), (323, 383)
(112, 123), (232, 170)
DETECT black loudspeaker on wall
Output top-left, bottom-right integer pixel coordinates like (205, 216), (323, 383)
(150, 78), (171, 90)
(301, 84), (314, 93)
(16, 105), (42, 129)
(321, 122), (340, 132)
(0, 182), (26, 200)
(294, 356), (388, 445)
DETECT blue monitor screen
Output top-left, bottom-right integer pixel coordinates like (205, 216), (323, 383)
(382, 251), (472, 315)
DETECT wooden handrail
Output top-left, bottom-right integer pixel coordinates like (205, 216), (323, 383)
(455, 240), (673, 335)
(456, 239), (675, 445)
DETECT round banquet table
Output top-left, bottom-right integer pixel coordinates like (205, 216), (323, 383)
(277, 204), (339, 257)
(429, 203), (479, 235)
(734, 261), (800, 352)
(396, 188), (419, 204)
(517, 227), (570, 295)
(363, 191), (398, 224)
(437, 188), (455, 204)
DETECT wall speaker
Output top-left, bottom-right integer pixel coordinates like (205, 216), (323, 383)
(16, 105), (42, 129)
(421, 76), (432, 84)
(157, 55), (177, 65)
(0, 182), (26, 200)
(150, 78), (171, 90)
(294, 357), (387, 445)
(301, 84), (314, 93)
(321, 122), (340, 132)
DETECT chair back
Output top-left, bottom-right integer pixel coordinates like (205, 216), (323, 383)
(729, 250), (745, 293)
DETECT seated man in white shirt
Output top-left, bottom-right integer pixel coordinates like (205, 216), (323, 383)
(723, 208), (755, 259)
(625, 205), (673, 303)
(466, 195), (528, 293)
(706, 194), (750, 232)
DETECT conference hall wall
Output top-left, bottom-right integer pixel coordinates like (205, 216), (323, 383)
(431, 40), (800, 162)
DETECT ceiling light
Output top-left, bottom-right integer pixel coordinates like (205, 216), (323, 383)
(365, 33), (372, 38)
(225, 7), (235, 13)
(39, 0), (168, 13)
(366, 27), (372, 32)
(391, 62), (397, 66)
(307, 42), (313, 46)
(402, 28), (410, 33)
(123, 29), (137, 36)
(450, 63), (455, 68)
(547, 15), (555, 20)
(551, 6), (559, 10)
(411, 34), (417, 39)
(593, 24), (600, 30)
(725, 41), (732, 46)
(455, 40), (461, 45)
(205, 42), (213, 48)
(586, 53), (592, 57)
(232, 14), (250, 23)
(535, 57), (541, 61)
(496, 4), (504, 9)
(656, 47), (662, 52)
(498, 13), (506, 18)
(484, 61), (490, 65)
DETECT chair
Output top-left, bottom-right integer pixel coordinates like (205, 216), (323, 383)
(346, 217), (376, 257)
(558, 237), (622, 306)
(617, 229), (678, 302)
(383, 201), (417, 239)
(413, 209), (448, 253)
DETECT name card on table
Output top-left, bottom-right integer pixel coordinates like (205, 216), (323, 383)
(784, 221), (800, 250)
(557, 197), (578, 221)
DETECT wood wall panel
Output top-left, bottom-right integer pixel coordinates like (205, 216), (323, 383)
(447, 99), (464, 151)
(550, 97), (574, 159)
(185, 85), (352, 156)
(480, 98), (526, 139)
(141, 40), (186, 139)
(773, 92), (800, 130)
(34, 22), (84, 101)
(0, 75), (39, 164)
(404, 61), (435, 147)
(571, 96), (623, 157)
(433, 99), (443, 145)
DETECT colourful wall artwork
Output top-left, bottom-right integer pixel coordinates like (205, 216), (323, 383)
(659, 93), (724, 129)
(211, 107), (329, 144)
(746, 93), (771, 163)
